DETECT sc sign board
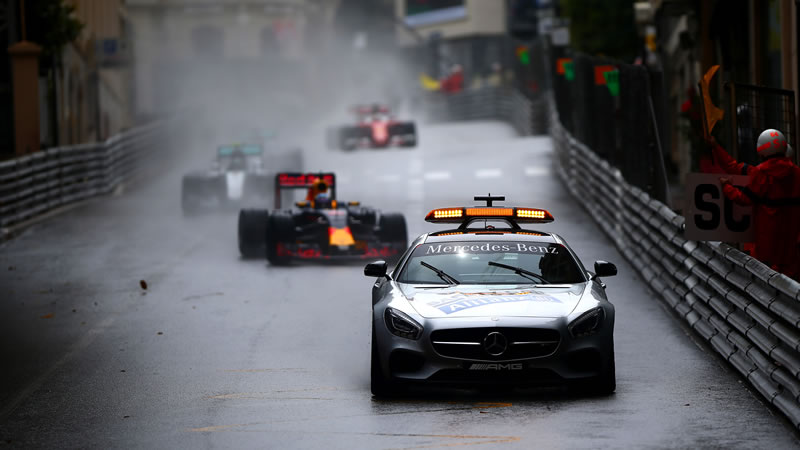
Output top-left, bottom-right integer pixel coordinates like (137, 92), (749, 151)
(685, 173), (754, 242)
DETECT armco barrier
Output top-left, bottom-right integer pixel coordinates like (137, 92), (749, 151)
(423, 87), (547, 136)
(0, 122), (166, 234)
(549, 101), (800, 428)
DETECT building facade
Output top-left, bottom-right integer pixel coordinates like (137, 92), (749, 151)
(124, 0), (327, 118)
(395, 0), (509, 86)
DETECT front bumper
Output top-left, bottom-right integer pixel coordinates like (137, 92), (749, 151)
(373, 314), (614, 387)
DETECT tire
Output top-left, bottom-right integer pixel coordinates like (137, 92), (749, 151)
(371, 323), (402, 397)
(181, 176), (201, 215)
(390, 122), (417, 147)
(349, 206), (377, 226)
(401, 135), (417, 148)
(238, 209), (269, 258)
(378, 213), (407, 247)
(266, 212), (295, 266)
(339, 127), (358, 151)
(182, 175), (224, 215)
(570, 347), (616, 396)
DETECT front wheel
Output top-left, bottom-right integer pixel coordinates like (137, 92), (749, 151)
(378, 213), (408, 262)
(238, 209), (269, 258)
(570, 347), (615, 396)
(378, 213), (407, 246)
(266, 212), (295, 266)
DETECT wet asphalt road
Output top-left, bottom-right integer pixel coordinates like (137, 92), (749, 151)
(0, 121), (798, 449)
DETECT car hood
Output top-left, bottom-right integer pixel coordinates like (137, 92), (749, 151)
(399, 283), (587, 319)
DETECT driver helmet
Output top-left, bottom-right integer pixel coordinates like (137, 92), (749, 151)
(307, 177), (330, 202)
(314, 192), (332, 209)
(229, 148), (247, 171)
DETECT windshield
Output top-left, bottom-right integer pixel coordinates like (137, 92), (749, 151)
(396, 241), (585, 285)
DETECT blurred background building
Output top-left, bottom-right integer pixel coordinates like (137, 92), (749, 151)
(1, 0), (130, 157)
(394, 0), (510, 88)
(62, 0), (130, 145)
(125, 0), (320, 119)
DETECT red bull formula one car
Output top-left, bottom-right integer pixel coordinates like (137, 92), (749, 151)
(329, 104), (417, 150)
(238, 172), (408, 264)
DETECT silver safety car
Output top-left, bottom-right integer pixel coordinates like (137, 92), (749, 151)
(365, 195), (617, 396)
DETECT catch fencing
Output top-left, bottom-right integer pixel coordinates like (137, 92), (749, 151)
(0, 122), (167, 235)
(551, 53), (670, 204)
(549, 101), (800, 428)
(727, 83), (797, 165)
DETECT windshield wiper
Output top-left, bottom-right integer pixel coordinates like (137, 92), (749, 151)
(420, 261), (460, 285)
(488, 261), (549, 284)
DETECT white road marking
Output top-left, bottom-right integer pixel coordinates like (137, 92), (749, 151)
(424, 171), (451, 181)
(475, 169), (502, 179)
(524, 166), (549, 177)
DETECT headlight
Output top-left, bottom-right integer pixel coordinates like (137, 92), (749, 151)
(568, 307), (605, 338)
(384, 307), (423, 340)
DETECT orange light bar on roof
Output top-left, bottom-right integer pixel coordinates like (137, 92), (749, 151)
(516, 208), (546, 219)
(426, 206), (555, 224)
(432, 208), (463, 219)
(466, 207), (513, 217)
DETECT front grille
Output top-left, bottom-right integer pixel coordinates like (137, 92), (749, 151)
(430, 327), (560, 361)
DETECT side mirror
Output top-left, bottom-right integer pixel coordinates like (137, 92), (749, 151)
(364, 260), (389, 279)
(594, 261), (617, 278)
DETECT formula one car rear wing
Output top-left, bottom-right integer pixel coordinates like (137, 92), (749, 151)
(274, 172), (336, 209)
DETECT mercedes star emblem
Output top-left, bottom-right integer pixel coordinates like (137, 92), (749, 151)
(483, 332), (508, 356)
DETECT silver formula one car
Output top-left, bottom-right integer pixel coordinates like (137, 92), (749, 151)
(181, 144), (271, 214)
(365, 195), (617, 397)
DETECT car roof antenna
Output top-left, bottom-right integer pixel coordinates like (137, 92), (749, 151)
(474, 194), (505, 207)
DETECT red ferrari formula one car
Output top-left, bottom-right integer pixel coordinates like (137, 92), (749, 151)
(329, 104), (417, 150)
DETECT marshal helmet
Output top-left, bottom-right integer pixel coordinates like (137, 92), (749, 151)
(756, 129), (788, 158)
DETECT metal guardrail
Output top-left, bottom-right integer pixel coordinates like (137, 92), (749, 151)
(422, 87), (547, 136)
(0, 122), (166, 233)
(549, 99), (800, 428)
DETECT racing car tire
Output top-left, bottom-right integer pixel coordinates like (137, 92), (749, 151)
(570, 347), (616, 396)
(238, 209), (269, 258)
(390, 122), (417, 148)
(181, 177), (202, 215)
(266, 212), (295, 266)
(339, 127), (358, 151)
(378, 213), (408, 248)
(371, 323), (403, 397)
